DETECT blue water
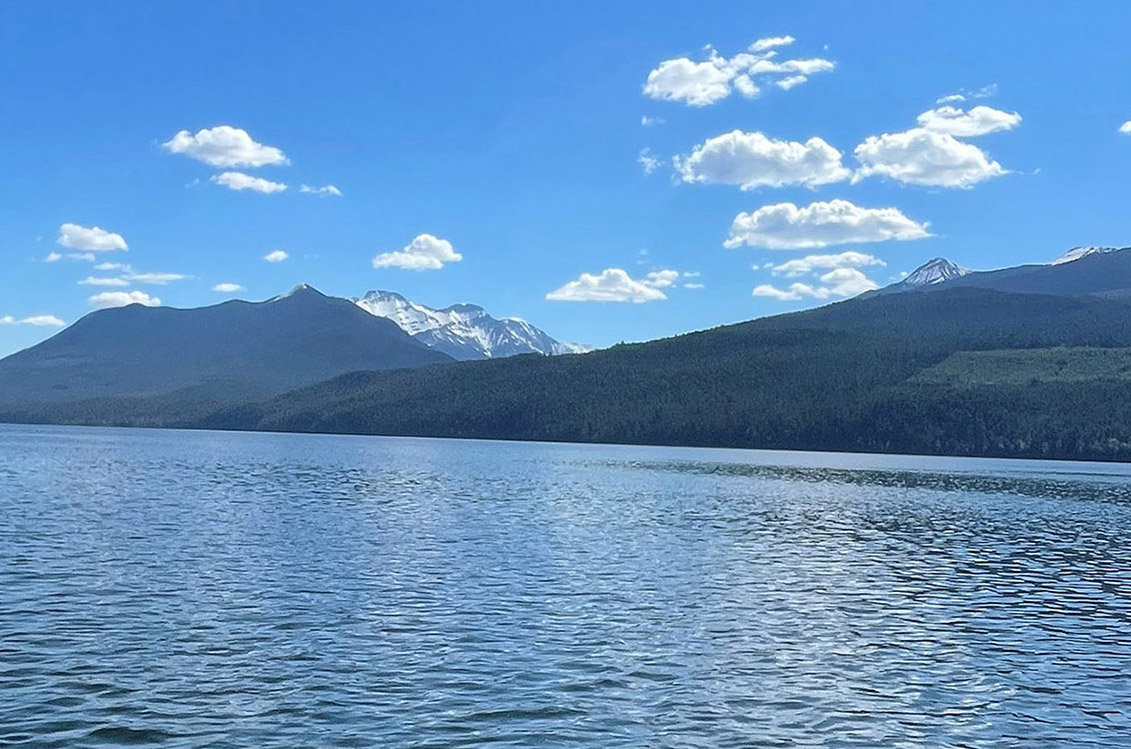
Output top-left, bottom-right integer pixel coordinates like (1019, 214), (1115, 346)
(2, 425), (1131, 747)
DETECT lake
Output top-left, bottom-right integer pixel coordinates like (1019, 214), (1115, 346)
(2, 424), (1130, 747)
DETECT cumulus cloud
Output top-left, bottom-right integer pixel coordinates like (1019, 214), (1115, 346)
(0, 314), (65, 327)
(162, 125), (289, 168)
(88, 291), (161, 309)
(643, 37), (834, 106)
(854, 128), (1007, 188)
(212, 283), (244, 293)
(638, 148), (661, 175)
(57, 223), (127, 252)
(44, 252), (62, 263)
(753, 267), (878, 301)
(299, 184), (343, 197)
(546, 268), (669, 303)
(916, 105), (1021, 137)
(641, 269), (681, 288)
(211, 171), (287, 193)
(263, 250), (289, 263)
(372, 234), (462, 271)
(78, 276), (130, 287)
(675, 130), (849, 189)
(769, 251), (886, 276)
(94, 262), (131, 272)
(1120, 121), (1131, 135)
(725, 199), (931, 250)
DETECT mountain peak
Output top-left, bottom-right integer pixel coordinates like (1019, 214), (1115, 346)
(274, 283), (327, 301)
(901, 258), (969, 287)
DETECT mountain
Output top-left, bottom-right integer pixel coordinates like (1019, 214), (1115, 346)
(881, 246), (1131, 300)
(354, 290), (588, 360)
(0, 284), (452, 420)
(893, 257), (970, 288)
(1052, 246), (1127, 265)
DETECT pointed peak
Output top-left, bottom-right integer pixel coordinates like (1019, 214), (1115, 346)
(900, 258), (969, 287)
(273, 283), (328, 302)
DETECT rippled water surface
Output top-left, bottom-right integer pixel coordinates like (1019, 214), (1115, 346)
(3, 425), (1131, 747)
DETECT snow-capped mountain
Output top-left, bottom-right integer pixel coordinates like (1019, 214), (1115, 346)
(898, 258), (970, 287)
(1051, 246), (1128, 265)
(354, 290), (590, 361)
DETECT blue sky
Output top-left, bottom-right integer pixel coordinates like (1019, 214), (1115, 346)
(3, 1), (1131, 356)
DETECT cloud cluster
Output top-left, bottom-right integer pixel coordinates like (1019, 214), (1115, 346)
(753, 267), (878, 301)
(211, 171), (288, 193)
(643, 36), (834, 107)
(88, 291), (161, 309)
(854, 128), (1007, 188)
(676, 130), (849, 189)
(638, 148), (661, 175)
(546, 268), (671, 303)
(916, 105), (1021, 137)
(0, 314), (65, 327)
(57, 223), (127, 252)
(372, 234), (462, 271)
(163, 126), (289, 168)
(725, 199), (930, 250)
(768, 251), (886, 276)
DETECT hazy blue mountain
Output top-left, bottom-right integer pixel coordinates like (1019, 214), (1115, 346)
(0, 284), (452, 414)
(354, 290), (589, 360)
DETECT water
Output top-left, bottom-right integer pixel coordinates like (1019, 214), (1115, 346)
(2, 425), (1131, 747)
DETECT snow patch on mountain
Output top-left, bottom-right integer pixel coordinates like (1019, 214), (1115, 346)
(899, 258), (970, 287)
(1051, 246), (1129, 265)
(354, 290), (590, 360)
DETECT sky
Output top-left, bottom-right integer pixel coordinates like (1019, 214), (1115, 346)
(3, 1), (1131, 356)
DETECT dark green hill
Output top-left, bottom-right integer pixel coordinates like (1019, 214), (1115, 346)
(194, 288), (1131, 461)
(0, 285), (452, 419)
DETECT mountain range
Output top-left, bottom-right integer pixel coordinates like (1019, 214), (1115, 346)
(5, 248), (1131, 461)
(354, 290), (588, 360)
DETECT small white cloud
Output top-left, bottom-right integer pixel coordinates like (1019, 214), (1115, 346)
(641, 269), (681, 288)
(44, 252), (62, 263)
(125, 272), (188, 285)
(212, 283), (245, 293)
(641, 115), (665, 127)
(753, 267), (878, 301)
(936, 93), (966, 104)
(211, 171), (287, 193)
(263, 250), (289, 263)
(162, 125), (289, 168)
(546, 268), (668, 303)
(643, 38), (833, 107)
(57, 223), (127, 252)
(854, 128), (1007, 188)
(725, 199), (931, 250)
(1120, 121), (1131, 135)
(916, 105), (1021, 137)
(638, 147), (661, 175)
(78, 276), (130, 287)
(94, 262), (131, 272)
(684, 282), (705, 289)
(0, 314), (65, 327)
(299, 184), (343, 197)
(372, 234), (462, 270)
(88, 291), (161, 309)
(770, 251), (886, 276)
(67, 253), (96, 262)
(675, 130), (849, 190)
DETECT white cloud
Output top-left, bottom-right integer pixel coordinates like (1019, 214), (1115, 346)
(675, 130), (849, 190)
(162, 125), (289, 168)
(94, 262), (131, 272)
(769, 251), (886, 276)
(546, 268), (668, 303)
(641, 115), (665, 126)
(642, 269), (681, 288)
(67, 253), (96, 262)
(78, 276), (130, 287)
(263, 250), (289, 263)
(936, 93), (966, 104)
(299, 184), (343, 197)
(0, 314), (65, 327)
(638, 148), (661, 175)
(684, 282), (705, 289)
(372, 234), (462, 270)
(725, 199), (931, 250)
(57, 223), (127, 252)
(88, 291), (161, 309)
(211, 171), (287, 193)
(1120, 121), (1131, 135)
(643, 38), (834, 106)
(753, 267), (878, 301)
(125, 272), (188, 285)
(854, 128), (1007, 188)
(212, 283), (244, 293)
(916, 105), (1021, 137)
(44, 252), (62, 263)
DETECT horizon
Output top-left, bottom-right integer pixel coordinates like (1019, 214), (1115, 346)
(6, 2), (1131, 358)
